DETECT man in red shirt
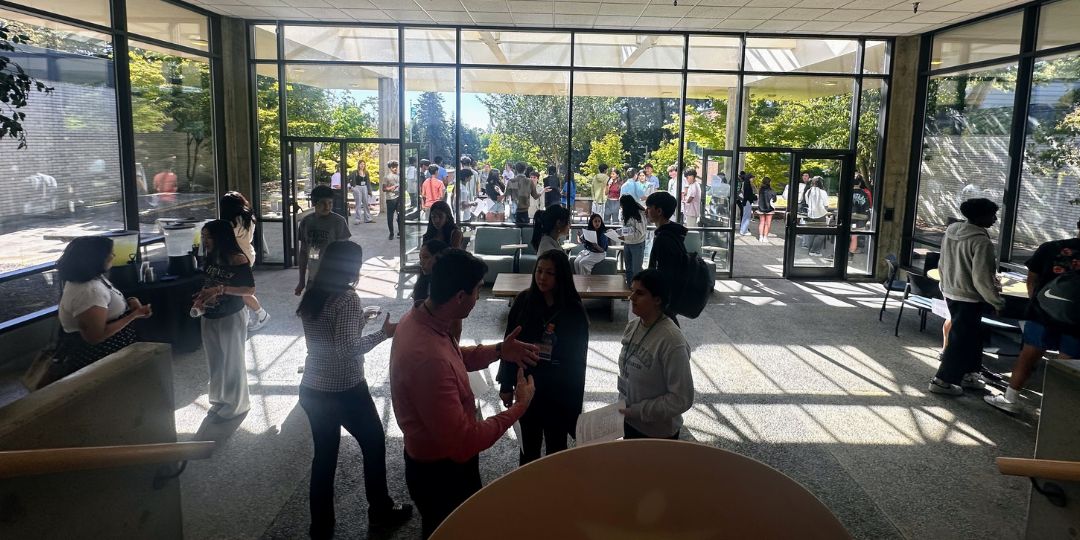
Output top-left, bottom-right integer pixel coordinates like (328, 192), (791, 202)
(390, 249), (538, 537)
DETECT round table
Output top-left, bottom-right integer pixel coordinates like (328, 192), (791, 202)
(432, 440), (850, 539)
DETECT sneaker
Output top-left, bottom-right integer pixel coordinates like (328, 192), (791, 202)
(369, 503), (413, 527)
(984, 393), (1020, 413)
(388, 234), (394, 240)
(961, 372), (987, 391)
(248, 311), (270, 332)
(365, 219), (375, 223)
(353, 219), (361, 225)
(808, 251), (823, 257)
(928, 377), (963, 396)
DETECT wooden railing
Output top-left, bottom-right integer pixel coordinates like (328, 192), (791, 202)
(0, 441), (215, 479)
(996, 457), (1080, 482)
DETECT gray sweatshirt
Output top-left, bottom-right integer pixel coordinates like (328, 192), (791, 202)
(617, 316), (694, 438)
(939, 221), (1005, 311)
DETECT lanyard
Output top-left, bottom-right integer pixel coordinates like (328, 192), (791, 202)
(627, 315), (664, 353)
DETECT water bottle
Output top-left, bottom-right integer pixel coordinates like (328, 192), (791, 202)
(190, 306), (204, 318)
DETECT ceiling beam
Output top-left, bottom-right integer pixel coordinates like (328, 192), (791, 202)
(476, 31), (509, 64)
(622, 35), (659, 68)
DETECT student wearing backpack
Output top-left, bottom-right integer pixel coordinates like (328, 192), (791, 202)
(985, 217), (1080, 413)
(645, 191), (687, 325)
(929, 198), (1005, 396)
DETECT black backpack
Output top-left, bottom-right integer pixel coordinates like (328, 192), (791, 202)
(1035, 270), (1080, 329)
(670, 251), (714, 319)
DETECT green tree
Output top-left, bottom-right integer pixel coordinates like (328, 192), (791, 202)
(484, 132), (541, 170)
(582, 132), (627, 175)
(0, 21), (53, 148)
(410, 92), (452, 161)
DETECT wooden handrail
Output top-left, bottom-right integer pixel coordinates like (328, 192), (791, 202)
(997, 457), (1080, 482)
(0, 441), (215, 479)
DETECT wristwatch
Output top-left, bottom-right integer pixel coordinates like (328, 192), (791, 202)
(495, 342), (502, 358)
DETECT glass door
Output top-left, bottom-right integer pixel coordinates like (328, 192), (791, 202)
(698, 148), (735, 277)
(285, 140), (345, 267)
(401, 144), (422, 272)
(783, 151), (854, 279)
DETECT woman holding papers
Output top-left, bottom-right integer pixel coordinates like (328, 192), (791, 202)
(497, 250), (589, 465)
(618, 195), (648, 288)
(574, 213), (610, 275)
(618, 269), (694, 439)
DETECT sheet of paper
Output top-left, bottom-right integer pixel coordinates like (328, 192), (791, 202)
(604, 230), (622, 243)
(575, 400), (626, 446)
(582, 230), (598, 244)
(467, 371), (489, 397)
(931, 298), (950, 319)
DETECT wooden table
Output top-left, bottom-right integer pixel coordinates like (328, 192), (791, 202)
(926, 268), (1027, 298)
(492, 273), (629, 320)
(432, 440), (850, 540)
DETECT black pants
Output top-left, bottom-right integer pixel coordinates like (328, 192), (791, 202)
(935, 299), (987, 385)
(386, 198), (399, 237)
(519, 413), (571, 465)
(299, 381), (394, 537)
(404, 451), (481, 539)
(624, 421), (679, 440)
(514, 210), (531, 226)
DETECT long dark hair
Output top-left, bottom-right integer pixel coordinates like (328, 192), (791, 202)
(202, 219), (245, 265)
(220, 191), (255, 230)
(57, 236), (113, 283)
(587, 213), (607, 235)
(422, 200), (459, 243)
(297, 241), (363, 320)
(525, 250), (583, 313)
(620, 195), (643, 224)
(530, 205), (571, 250)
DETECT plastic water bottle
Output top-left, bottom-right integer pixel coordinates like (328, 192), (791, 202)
(190, 306), (204, 318)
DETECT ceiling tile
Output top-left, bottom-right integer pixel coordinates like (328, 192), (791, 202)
(597, 3), (648, 15)
(793, 0), (848, 7)
(860, 9), (913, 22)
(302, 6), (355, 17)
(219, 5), (272, 16)
(554, 13), (597, 24)
(905, 10), (966, 22)
(843, 0), (901, 8)
(642, 3), (692, 17)
(744, 0), (800, 6)
(795, 19), (846, 30)
(680, 18), (719, 28)
(835, 20), (888, 30)
(368, 0), (419, 7)
(512, 12), (555, 24)
(937, 0), (1010, 10)
(556, 2), (601, 14)
(636, 16), (682, 27)
(509, 0), (552, 13)
(284, 0), (333, 6)
(469, 10), (515, 21)
(261, 6), (306, 16)
(598, 0), (650, 3)
(462, 0), (508, 12)
(870, 21), (928, 33)
(712, 18), (764, 29)
(339, 7), (389, 18)
(731, 6), (785, 18)
(383, 9), (432, 18)
(890, 0), (956, 9)
(817, 8), (876, 20)
(425, 10), (477, 22)
(323, 0), (377, 7)
(593, 15), (643, 26)
(775, 7), (832, 19)
(695, 0), (749, 6)
(754, 19), (803, 30)
(415, 0), (467, 10)
(238, 0), (291, 7)
(689, 5), (738, 17)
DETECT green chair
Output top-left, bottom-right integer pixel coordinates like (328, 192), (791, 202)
(474, 227), (520, 284)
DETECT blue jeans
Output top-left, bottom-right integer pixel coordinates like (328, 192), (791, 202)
(739, 201), (753, 234)
(623, 242), (645, 287)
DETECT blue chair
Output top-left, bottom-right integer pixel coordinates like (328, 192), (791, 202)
(878, 254), (907, 321)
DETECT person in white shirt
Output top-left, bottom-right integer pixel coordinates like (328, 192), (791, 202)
(682, 169), (701, 228)
(804, 177), (830, 256)
(617, 195), (648, 288)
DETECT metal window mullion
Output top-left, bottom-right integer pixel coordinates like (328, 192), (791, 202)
(566, 31), (575, 201)
(276, 21), (292, 267)
(675, 33), (689, 224)
(999, 4), (1040, 264)
(112, 0), (139, 231)
(210, 14), (227, 205)
(901, 33), (934, 267)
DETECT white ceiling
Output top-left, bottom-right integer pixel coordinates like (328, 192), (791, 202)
(188, 0), (1029, 35)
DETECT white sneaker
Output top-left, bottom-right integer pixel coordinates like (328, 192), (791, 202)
(984, 393), (1020, 413)
(961, 372), (987, 391)
(928, 377), (963, 396)
(248, 311), (270, 332)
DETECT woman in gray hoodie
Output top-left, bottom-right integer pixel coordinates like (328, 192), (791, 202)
(618, 269), (694, 439)
(930, 198), (1006, 396)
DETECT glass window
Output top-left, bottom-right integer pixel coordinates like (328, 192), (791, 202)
(10, 0), (110, 27)
(460, 30), (570, 66)
(405, 27), (456, 64)
(574, 33), (684, 70)
(126, 0), (210, 52)
(864, 40), (889, 75)
(745, 38), (858, 74)
(857, 78), (886, 234)
(687, 35), (740, 71)
(283, 26), (398, 63)
(254, 64), (282, 263)
(0, 11), (121, 282)
(252, 24), (277, 60)
(284, 64), (399, 138)
(915, 63), (1017, 246)
(129, 41), (217, 232)
(685, 74), (739, 230)
(930, 12), (1023, 70)
(1037, 0), (1080, 51)
(572, 71), (680, 225)
(742, 75), (855, 150)
(1013, 53), (1080, 262)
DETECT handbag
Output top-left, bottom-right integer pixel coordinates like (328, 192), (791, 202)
(21, 324), (68, 391)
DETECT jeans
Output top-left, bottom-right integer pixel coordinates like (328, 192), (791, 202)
(385, 197), (399, 237)
(605, 200), (620, 224)
(405, 451), (481, 539)
(935, 299), (987, 385)
(738, 201), (753, 234)
(299, 381), (394, 536)
(623, 242), (645, 288)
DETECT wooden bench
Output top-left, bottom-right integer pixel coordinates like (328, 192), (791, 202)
(492, 273), (629, 320)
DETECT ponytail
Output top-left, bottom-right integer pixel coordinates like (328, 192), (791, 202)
(530, 204), (571, 251)
(530, 210), (546, 251)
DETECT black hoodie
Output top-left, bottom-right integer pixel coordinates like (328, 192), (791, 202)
(648, 221), (688, 273)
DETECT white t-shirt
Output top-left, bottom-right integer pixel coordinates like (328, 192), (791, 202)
(59, 278), (126, 333)
(233, 219), (256, 267)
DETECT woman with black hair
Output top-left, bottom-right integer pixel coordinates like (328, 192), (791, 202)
(618, 269), (694, 439)
(221, 191), (270, 332)
(497, 250), (588, 464)
(56, 236), (152, 378)
(530, 204), (571, 255)
(297, 241), (412, 538)
(421, 200), (463, 249)
(618, 195), (647, 288)
(574, 213), (609, 275)
(484, 169), (506, 218)
(193, 219), (256, 423)
(756, 177), (778, 244)
(413, 239), (449, 308)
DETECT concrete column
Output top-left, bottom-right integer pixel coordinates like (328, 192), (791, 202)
(219, 17), (253, 200)
(876, 36), (921, 276)
(377, 77), (400, 214)
(725, 87), (739, 151)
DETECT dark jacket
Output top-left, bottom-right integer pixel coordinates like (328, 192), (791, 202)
(740, 178), (757, 205)
(648, 222), (688, 273)
(497, 290), (588, 428)
(544, 174), (562, 207)
(758, 187), (777, 213)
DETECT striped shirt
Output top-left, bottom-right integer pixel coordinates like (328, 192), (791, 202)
(300, 291), (387, 392)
